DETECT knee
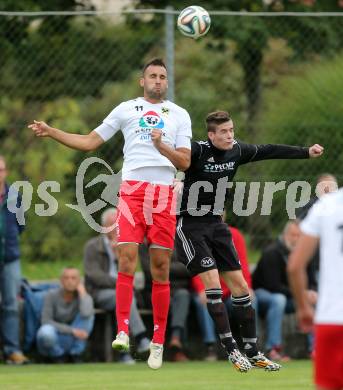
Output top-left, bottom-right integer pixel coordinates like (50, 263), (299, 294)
(271, 293), (287, 310)
(151, 259), (169, 282)
(37, 325), (57, 347)
(117, 248), (137, 275)
(84, 315), (95, 334)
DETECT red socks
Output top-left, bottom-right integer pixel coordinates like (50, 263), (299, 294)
(116, 272), (134, 334)
(116, 273), (170, 344)
(151, 280), (170, 345)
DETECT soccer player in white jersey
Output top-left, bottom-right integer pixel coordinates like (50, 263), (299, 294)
(29, 58), (192, 369)
(288, 189), (343, 390)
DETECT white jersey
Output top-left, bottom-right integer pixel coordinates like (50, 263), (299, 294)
(95, 97), (192, 183)
(300, 188), (343, 325)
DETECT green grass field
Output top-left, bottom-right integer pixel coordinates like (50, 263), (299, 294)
(0, 361), (313, 390)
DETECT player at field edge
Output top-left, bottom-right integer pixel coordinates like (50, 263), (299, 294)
(29, 58), (192, 370)
(288, 189), (343, 390)
(175, 110), (323, 372)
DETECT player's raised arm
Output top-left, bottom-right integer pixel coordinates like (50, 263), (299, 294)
(28, 120), (104, 152)
(239, 142), (324, 164)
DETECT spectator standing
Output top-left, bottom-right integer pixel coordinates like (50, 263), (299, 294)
(0, 155), (29, 364)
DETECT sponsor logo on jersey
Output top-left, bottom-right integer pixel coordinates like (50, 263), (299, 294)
(204, 161), (235, 173)
(161, 107), (169, 115)
(139, 111), (164, 129)
(200, 256), (215, 268)
(207, 157), (215, 162)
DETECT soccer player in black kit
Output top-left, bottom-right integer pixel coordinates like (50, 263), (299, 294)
(175, 111), (324, 372)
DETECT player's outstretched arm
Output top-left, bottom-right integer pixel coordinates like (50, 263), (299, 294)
(240, 142), (324, 164)
(28, 120), (104, 152)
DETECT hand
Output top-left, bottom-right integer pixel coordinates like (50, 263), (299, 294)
(309, 144), (324, 158)
(306, 289), (318, 305)
(28, 120), (52, 137)
(151, 129), (162, 148)
(296, 304), (314, 333)
(72, 328), (89, 340)
(77, 283), (87, 297)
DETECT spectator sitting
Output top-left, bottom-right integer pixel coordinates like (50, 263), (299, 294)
(191, 225), (257, 361)
(83, 207), (150, 364)
(0, 155), (29, 365)
(140, 243), (191, 362)
(36, 267), (94, 363)
(252, 220), (317, 361)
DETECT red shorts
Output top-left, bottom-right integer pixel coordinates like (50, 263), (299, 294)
(315, 324), (343, 389)
(116, 181), (176, 249)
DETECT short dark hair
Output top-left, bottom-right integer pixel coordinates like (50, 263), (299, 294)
(206, 111), (232, 132)
(142, 58), (167, 75)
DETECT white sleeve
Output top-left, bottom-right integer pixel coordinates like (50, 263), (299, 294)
(300, 200), (322, 237)
(175, 134), (191, 149)
(95, 103), (124, 141)
(94, 123), (118, 142)
(177, 109), (192, 138)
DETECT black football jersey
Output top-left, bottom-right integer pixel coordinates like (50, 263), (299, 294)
(179, 139), (309, 216)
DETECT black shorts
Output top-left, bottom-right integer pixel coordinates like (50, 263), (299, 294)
(175, 215), (241, 277)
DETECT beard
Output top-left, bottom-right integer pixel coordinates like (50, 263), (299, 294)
(146, 87), (166, 101)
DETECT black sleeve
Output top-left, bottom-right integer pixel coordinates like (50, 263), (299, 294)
(238, 141), (309, 165)
(191, 141), (202, 160)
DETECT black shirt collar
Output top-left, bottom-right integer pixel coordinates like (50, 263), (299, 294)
(207, 138), (228, 158)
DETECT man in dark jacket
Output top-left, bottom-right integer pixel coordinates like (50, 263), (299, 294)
(252, 220), (317, 360)
(83, 207), (150, 362)
(0, 156), (29, 364)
